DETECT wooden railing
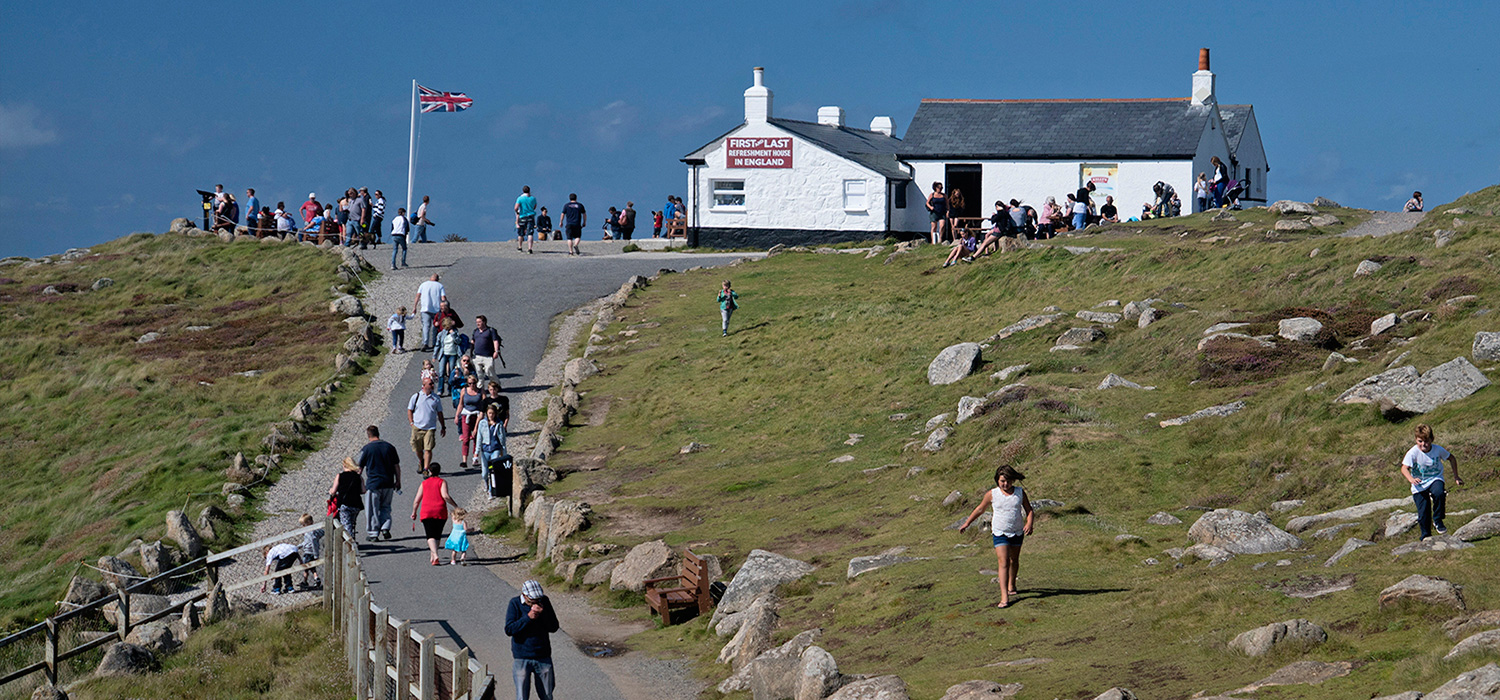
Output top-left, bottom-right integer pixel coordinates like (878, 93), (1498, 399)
(2, 518), (495, 700)
(664, 219), (687, 239)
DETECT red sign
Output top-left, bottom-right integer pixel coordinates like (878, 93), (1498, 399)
(726, 137), (793, 168)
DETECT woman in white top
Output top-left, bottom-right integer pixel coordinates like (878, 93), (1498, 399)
(958, 465), (1034, 608)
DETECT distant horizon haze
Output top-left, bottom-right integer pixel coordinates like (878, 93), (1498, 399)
(2, 1), (1497, 258)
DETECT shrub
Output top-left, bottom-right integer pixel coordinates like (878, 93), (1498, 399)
(443, 234), (469, 243)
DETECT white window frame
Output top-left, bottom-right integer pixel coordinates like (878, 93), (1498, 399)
(842, 179), (868, 212)
(711, 179), (746, 210)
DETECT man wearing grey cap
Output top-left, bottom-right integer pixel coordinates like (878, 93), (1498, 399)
(505, 580), (559, 699)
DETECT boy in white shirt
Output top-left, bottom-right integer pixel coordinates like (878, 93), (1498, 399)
(1400, 423), (1463, 540)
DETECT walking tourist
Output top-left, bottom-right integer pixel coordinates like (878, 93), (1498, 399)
(1401, 423), (1463, 540)
(958, 465), (1035, 609)
(444, 508), (471, 565)
(619, 202), (636, 240)
(603, 207), (619, 240)
(357, 426), (402, 542)
(371, 190), (386, 244)
(349, 188), (368, 249)
(433, 318), (465, 395)
(1404, 191), (1424, 212)
(456, 372), (484, 467)
(477, 401), (510, 500)
(471, 315), (502, 384)
(415, 274), (446, 352)
(390, 207), (410, 269)
(562, 193), (586, 256)
(516, 185), (538, 253)
(1210, 156), (1227, 207)
(1071, 191), (1089, 230)
(1194, 173), (1209, 213)
(245, 189), (259, 225)
(506, 580), (560, 700)
(717, 280), (738, 337)
(410, 462), (457, 566)
(927, 182), (947, 245)
(414, 195), (432, 243)
(408, 377), (447, 473)
(328, 457), (365, 539)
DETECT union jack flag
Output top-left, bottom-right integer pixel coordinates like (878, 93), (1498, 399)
(418, 84), (473, 113)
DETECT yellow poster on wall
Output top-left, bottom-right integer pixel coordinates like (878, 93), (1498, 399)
(1080, 163), (1118, 204)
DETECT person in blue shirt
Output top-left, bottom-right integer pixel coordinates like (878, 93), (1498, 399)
(505, 580), (559, 700)
(245, 188), (259, 228)
(663, 196), (676, 221)
(515, 185), (539, 254)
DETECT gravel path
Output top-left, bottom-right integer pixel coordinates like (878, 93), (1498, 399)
(216, 239), (753, 699)
(1339, 211), (1425, 238)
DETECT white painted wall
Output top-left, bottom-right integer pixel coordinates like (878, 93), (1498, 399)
(909, 160), (1195, 220)
(687, 122), (890, 232)
(890, 180), (927, 232)
(1231, 109), (1269, 203)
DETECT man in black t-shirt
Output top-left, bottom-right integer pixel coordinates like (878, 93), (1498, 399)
(561, 193), (586, 257)
(355, 425), (401, 541)
(1100, 196), (1119, 223)
(471, 315), (502, 385)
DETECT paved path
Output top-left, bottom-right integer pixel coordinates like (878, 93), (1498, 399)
(362, 243), (751, 699)
(1339, 211), (1425, 238)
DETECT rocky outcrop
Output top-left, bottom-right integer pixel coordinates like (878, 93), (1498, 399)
(1323, 538), (1374, 567)
(165, 510), (202, 558)
(1147, 512), (1182, 525)
(1056, 327), (1105, 346)
(1076, 310), (1122, 324)
(610, 540), (677, 592)
(847, 547), (920, 579)
(1278, 317), (1324, 342)
(928, 343), (982, 385)
(329, 295), (364, 317)
(1455, 512), (1500, 542)
(826, 675), (909, 700)
(1444, 630), (1500, 661)
(717, 594), (779, 671)
(65, 576), (110, 606)
(95, 642), (155, 676)
(541, 500), (591, 561)
(719, 628), (819, 695)
(1423, 663), (1500, 699)
(712, 550), (815, 625)
(1271, 200), (1317, 216)
(923, 426), (952, 452)
(1228, 619), (1327, 656)
(1379, 574), (1465, 610)
(1390, 536), (1473, 556)
(1159, 401), (1246, 427)
(96, 556), (140, 591)
(581, 558), (621, 586)
(1097, 374), (1153, 390)
(1474, 332), (1500, 363)
(1334, 357), (1490, 413)
(794, 646), (843, 700)
(986, 314), (1065, 343)
(1285, 497), (1410, 533)
(1444, 611), (1500, 640)
(940, 680), (1023, 700)
(1355, 260), (1383, 277)
(564, 357), (599, 386)
(1188, 510), (1302, 554)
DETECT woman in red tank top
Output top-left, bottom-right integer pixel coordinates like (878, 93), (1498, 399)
(410, 462), (457, 565)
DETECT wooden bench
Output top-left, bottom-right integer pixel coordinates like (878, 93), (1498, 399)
(665, 219), (687, 239)
(644, 550), (711, 625)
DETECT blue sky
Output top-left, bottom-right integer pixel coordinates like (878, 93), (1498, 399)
(2, 0), (1496, 258)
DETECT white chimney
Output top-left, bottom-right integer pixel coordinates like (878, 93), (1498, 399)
(869, 116), (894, 136)
(1191, 47), (1216, 106)
(817, 106), (845, 127)
(744, 67), (772, 123)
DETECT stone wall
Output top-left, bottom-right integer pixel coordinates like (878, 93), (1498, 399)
(691, 227), (916, 250)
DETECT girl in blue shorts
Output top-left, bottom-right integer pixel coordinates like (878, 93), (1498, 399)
(959, 465), (1034, 608)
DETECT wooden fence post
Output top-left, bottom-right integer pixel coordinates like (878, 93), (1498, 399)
(417, 634), (435, 700)
(355, 592), (372, 699)
(43, 618), (58, 686)
(393, 620), (411, 700)
(323, 515), (336, 614)
(329, 532), (343, 632)
(471, 662), (489, 700)
(452, 647), (471, 700)
(372, 610), (389, 700)
(117, 588), (131, 641)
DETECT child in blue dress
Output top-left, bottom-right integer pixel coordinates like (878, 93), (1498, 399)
(444, 507), (471, 565)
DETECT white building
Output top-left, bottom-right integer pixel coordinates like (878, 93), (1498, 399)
(899, 49), (1268, 219)
(680, 51), (1267, 247)
(681, 68), (925, 248)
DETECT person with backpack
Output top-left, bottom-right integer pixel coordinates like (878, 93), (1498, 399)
(477, 402), (510, 501)
(433, 318), (466, 395)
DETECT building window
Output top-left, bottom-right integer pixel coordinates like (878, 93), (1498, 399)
(893, 182), (907, 209)
(712, 180), (745, 208)
(843, 180), (867, 211)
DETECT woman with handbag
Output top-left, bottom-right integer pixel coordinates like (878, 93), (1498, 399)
(476, 403), (510, 501)
(328, 457), (365, 538)
(411, 462), (458, 566)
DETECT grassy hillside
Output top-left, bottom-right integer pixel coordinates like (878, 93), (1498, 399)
(539, 189), (1500, 698)
(0, 233), (374, 629)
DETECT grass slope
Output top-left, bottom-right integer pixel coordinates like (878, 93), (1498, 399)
(0, 233), (374, 629)
(536, 190), (1500, 698)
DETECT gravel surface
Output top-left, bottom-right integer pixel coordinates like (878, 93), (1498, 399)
(1340, 211), (1425, 238)
(214, 239), (750, 699)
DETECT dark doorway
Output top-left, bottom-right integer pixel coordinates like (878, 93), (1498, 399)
(944, 164), (982, 225)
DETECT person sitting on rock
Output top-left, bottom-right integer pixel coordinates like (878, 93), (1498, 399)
(1404, 191), (1424, 212)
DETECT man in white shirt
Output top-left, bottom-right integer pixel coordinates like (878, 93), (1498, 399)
(414, 195), (431, 243)
(390, 207), (409, 270)
(414, 274), (447, 352)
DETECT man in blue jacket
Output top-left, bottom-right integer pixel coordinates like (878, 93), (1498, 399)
(505, 580), (559, 699)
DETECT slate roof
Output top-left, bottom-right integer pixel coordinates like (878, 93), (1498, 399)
(1217, 104), (1252, 153)
(899, 98), (1249, 160)
(683, 118), (911, 180)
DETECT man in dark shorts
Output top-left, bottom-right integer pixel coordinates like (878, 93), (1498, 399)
(515, 185), (538, 254)
(561, 193), (586, 257)
(356, 425), (402, 541)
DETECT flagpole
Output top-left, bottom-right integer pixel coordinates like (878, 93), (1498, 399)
(406, 79), (418, 217)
